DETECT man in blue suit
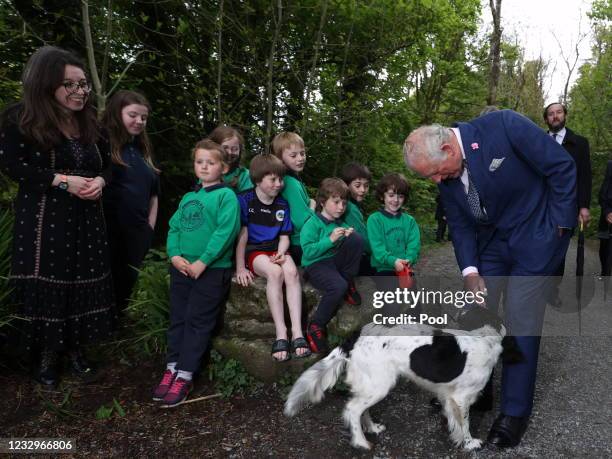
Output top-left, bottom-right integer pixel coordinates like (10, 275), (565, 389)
(404, 110), (577, 448)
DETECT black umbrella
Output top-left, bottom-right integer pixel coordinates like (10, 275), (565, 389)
(576, 222), (585, 335)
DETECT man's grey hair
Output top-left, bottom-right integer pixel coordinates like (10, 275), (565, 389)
(403, 124), (452, 169)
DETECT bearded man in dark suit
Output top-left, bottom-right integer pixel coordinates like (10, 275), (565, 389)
(544, 102), (592, 226)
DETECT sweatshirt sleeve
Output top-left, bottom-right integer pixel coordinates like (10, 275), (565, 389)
(404, 215), (421, 265)
(300, 218), (335, 260)
(282, 177), (314, 233)
(367, 213), (397, 268)
(166, 195), (187, 258)
(199, 190), (241, 265)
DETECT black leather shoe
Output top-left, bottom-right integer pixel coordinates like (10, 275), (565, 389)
(487, 414), (528, 448)
(69, 350), (99, 382)
(35, 350), (59, 387)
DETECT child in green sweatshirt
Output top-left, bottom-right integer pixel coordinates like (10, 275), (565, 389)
(301, 178), (364, 354)
(271, 132), (316, 265)
(340, 162), (375, 276)
(153, 139), (240, 408)
(367, 172), (420, 274)
(367, 173), (421, 319)
(209, 125), (253, 193)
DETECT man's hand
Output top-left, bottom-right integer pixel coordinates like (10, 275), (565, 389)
(606, 212), (612, 225)
(171, 256), (191, 276)
(464, 273), (487, 305)
(578, 208), (591, 226)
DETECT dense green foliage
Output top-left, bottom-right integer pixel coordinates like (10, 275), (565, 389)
(0, 0), (609, 257)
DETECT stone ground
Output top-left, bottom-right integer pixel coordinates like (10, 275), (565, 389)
(1, 239), (610, 458)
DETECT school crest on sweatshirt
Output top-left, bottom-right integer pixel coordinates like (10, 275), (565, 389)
(181, 200), (205, 231)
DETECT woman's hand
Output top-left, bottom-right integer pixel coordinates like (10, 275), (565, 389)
(61, 175), (93, 198)
(79, 176), (105, 200)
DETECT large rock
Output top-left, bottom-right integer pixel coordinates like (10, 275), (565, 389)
(214, 274), (377, 382)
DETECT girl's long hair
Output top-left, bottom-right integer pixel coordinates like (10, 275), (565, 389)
(18, 45), (99, 148)
(102, 90), (159, 173)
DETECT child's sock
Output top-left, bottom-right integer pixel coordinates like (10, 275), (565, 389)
(166, 362), (177, 373)
(176, 370), (193, 381)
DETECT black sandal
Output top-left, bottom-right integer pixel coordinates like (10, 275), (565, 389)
(291, 337), (312, 359)
(271, 339), (291, 362)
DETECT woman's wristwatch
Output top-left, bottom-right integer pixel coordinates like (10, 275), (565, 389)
(57, 174), (69, 191)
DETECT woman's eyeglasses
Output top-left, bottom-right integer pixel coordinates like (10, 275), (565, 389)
(62, 80), (91, 94)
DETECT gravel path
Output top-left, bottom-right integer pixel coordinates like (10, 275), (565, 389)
(1, 240), (609, 458)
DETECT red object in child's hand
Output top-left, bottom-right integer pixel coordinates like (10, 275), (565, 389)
(396, 265), (415, 289)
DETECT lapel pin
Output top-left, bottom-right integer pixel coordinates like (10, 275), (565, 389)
(471, 142), (479, 150)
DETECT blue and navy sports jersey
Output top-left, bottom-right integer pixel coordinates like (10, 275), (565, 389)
(238, 189), (293, 254)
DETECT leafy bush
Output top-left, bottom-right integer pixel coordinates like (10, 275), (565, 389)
(207, 349), (258, 398)
(0, 207), (16, 329)
(125, 249), (171, 354)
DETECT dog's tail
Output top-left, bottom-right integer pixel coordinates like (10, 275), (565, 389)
(284, 346), (348, 417)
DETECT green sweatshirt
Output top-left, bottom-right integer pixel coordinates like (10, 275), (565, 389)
(281, 172), (315, 246)
(300, 213), (351, 267)
(224, 166), (253, 193)
(343, 199), (371, 255)
(167, 183), (240, 268)
(366, 209), (421, 272)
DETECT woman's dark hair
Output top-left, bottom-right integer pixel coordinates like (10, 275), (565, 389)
(102, 90), (159, 172)
(18, 45), (99, 148)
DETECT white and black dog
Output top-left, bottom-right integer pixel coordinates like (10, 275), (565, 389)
(284, 307), (522, 451)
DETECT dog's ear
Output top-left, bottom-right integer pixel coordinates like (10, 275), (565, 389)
(501, 336), (524, 364)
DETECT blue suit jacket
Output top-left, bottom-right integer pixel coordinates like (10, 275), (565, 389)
(439, 110), (577, 275)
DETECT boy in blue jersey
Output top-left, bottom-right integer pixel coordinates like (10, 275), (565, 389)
(235, 154), (310, 361)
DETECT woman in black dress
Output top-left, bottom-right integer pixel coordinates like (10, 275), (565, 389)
(0, 46), (115, 386)
(102, 90), (160, 313)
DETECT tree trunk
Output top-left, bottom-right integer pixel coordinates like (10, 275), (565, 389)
(487, 0), (502, 106)
(81, 0), (105, 112)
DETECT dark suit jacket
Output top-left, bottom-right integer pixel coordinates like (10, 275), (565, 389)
(562, 127), (592, 210)
(439, 110), (577, 275)
(598, 160), (612, 235)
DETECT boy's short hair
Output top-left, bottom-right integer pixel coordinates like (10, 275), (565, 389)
(249, 154), (287, 184)
(271, 131), (305, 158)
(340, 162), (372, 184)
(375, 173), (410, 202)
(316, 178), (349, 207)
(192, 139), (228, 164)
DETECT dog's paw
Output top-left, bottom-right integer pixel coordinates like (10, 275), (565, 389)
(351, 439), (372, 450)
(367, 422), (386, 434)
(462, 438), (483, 451)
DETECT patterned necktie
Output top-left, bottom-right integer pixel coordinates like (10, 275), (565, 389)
(464, 160), (487, 222)
(551, 133), (557, 143)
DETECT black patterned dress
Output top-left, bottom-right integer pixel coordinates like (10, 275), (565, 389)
(0, 121), (115, 352)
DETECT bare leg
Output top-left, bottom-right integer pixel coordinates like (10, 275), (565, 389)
(280, 255), (307, 355)
(253, 255), (287, 360)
